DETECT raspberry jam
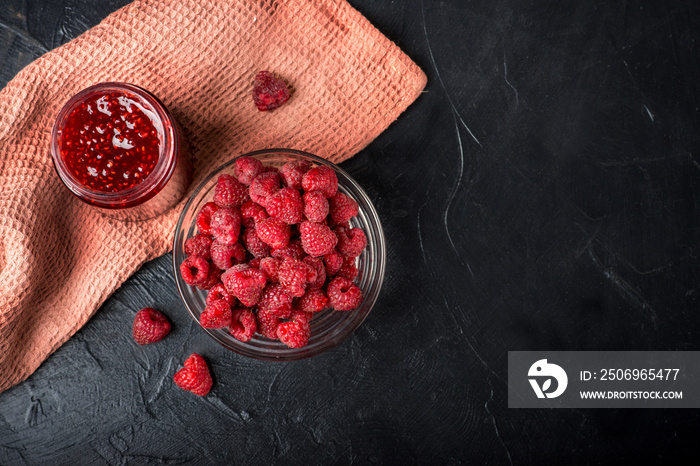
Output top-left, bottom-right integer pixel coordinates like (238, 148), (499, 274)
(51, 82), (189, 219)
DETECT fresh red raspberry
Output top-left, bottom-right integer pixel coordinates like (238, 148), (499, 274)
(180, 256), (210, 287)
(302, 256), (325, 289)
(240, 200), (269, 223)
(173, 353), (213, 396)
(271, 239), (305, 261)
(299, 221), (338, 257)
(280, 160), (311, 189)
(210, 240), (247, 270)
(252, 70), (290, 111)
(301, 166), (338, 198)
(132, 307), (171, 345)
(213, 174), (248, 208)
(258, 284), (292, 318)
(303, 190), (329, 223)
(249, 171), (281, 207)
(290, 308), (314, 325)
(337, 257), (359, 281)
(323, 250), (344, 276)
(266, 187), (304, 224)
(327, 277), (363, 311)
(242, 227), (271, 258)
(278, 257), (314, 298)
(210, 207), (241, 245)
(228, 308), (257, 342)
(329, 192), (359, 225)
(256, 309), (282, 339)
(256, 217), (291, 249)
(260, 257), (281, 282)
(298, 288), (328, 313)
(277, 321), (310, 348)
(198, 267), (222, 290)
(196, 202), (219, 235)
(185, 234), (213, 260)
(234, 156), (264, 185)
(222, 265), (267, 307)
(200, 299), (233, 329)
(206, 283), (235, 308)
(335, 226), (367, 258)
(248, 257), (262, 269)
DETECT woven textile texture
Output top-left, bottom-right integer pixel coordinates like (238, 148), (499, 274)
(0, 0), (426, 392)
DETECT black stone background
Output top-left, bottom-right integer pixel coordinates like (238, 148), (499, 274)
(1, 0), (699, 464)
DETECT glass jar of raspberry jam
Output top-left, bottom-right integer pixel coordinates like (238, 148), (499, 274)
(50, 82), (189, 220)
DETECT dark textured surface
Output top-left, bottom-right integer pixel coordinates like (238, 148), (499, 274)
(1, 0), (700, 463)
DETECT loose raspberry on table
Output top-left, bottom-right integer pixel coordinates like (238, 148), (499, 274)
(242, 227), (272, 258)
(222, 265), (267, 307)
(213, 174), (247, 208)
(335, 226), (367, 258)
(240, 200), (268, 223)
(252, 70), (290, 111)
(185, 234), (213, 260)
(206, 283), (236, 308)
(301, 166), (338, 198)
(266, 187), (304, 224)
(302, 256), (326, 289)
(258, 284), (293, 318)
(260, 257), (281, 282)
(337, 258), (359, 281)
(249, 171), (281, 207)
(228, 308), (257, 342)
(299, 221), (338, 257)
(298, 288), (329, 313)
(256, 309), (282, 339)
(210, 207), (242, 245)
(173, 353), (213, 396)
(327, 277), (363, 311)
(303, 190), (329, 223)
(278, 257), (313, 298)
(132, 307), (171, 345)
(200, 299), (233, 329)
(256, 217), (291, 249)
(271, 239), (305, 261)
(210, 240), (247, 270)
(180, 256), (210, 287)
(234, 156), (264, 185)
(280, 160), (311, 189)
(277, 321), (310, 348)
(196, 202), (219, 235)
(329, 192), (359, 225)
(323, 250), (344, 276)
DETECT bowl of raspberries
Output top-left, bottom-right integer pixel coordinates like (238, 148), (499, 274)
(173, 149), (386, 360)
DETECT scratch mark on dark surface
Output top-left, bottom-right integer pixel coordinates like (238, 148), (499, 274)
(503, 52), (519, 108)
(416, 208), (428, 265)
(643, 105), (655, 122)
(0, 21), (48, 53)
(485, 387), (513, 466)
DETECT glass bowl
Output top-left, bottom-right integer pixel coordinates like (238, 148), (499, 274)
(172, 149), (386, 360)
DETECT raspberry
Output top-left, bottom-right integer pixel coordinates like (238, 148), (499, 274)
(271, 239), (305, 261)
(200, 299), (233, 329)
(206, 283), (235, 308)
(222, 265), (267, 307)
(335, 226), (367, 258)
(185, 234), (213, 259)
(299, 221), (338, 257)
(180, 256), (210, 287)
(327, 277), (363, 311)
(173, 353), (213, 396)
(299, 288), (328, 313)
(227, 308), (257, 342)
(240, 200), (269, 223)
(278, 257), (313, 298)
(302, 256), (325, 289)
(252, 70), (290, 111)
(213, 174), (247, 208)
(323, 250), (344, 276)
(242, 227), (271, 258)
(301, 166), (338, 198)
(266, 187), (304, 224)
(132, 307), (171, 345)
(249, 171), (281, 207)
(234, 156), (264, 185)
(198, 267), (222, 290)
(210, 240), (247, 270)
(280, 160), (311, 189)
(196, 202), (219, 234)
(303, 190), (329, 223)
(329, 192), (359, 225)
(256, 217), (291, 249)
(210, 207), (242, 245)
(248, 257), (262, 269)
(277, 321), (310, 348)
(260, 257), (281, 282)
(290, 308), (314, 325)
(256, 309), (282, 339)
(258, 284), (292, 318)
(337, 257), (359, 281)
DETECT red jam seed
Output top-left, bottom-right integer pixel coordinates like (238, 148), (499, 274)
(60, 90), (162, 193)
